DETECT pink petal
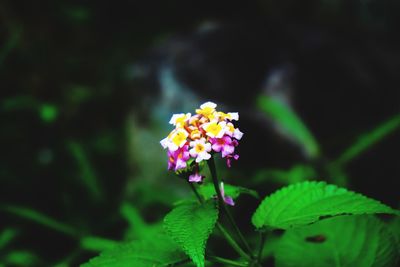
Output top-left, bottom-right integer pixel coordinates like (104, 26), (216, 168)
(189, 173), (203, 183)
(175, 158), (187, 170)
(224, 196), (235, 206)
(212, 143), (223, 152)
(221, 145), (235, 158)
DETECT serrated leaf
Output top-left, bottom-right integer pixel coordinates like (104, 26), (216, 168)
(163, 200), (218, 267)
(275, 215), (399, 267)
(81, 232), (186, 267)
(252, 181), (399, 229)
(198, 183), (259, 200)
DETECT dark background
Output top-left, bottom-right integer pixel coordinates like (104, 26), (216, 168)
(0, 0), (399, 266)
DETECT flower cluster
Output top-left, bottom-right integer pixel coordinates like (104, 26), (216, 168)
(160, 102), (243, 184)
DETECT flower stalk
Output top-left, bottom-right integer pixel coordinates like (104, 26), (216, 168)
(188, 181), (250, 260)
(207, 156), (253, 257)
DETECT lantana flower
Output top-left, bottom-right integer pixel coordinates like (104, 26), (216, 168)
(160, 101), (243, 183)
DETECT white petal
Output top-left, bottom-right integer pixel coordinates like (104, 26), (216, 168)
(169, 114), (180, 125)
(200, 122), (209, 129)
(199, 151), (211, 161)
(228, 112), (239, 121)
(189, 149), (197, 158)
(160, 137), (169, 149)
(204, 143), (211, 151)
(203, 153), (211, 160)
(167, 143), (178, 151)
(200, 101), (217, 109)
(234, 128), (244, 140)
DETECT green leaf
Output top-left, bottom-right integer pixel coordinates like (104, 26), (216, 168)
(198, 183), (259, 200)
(81, 233), (187, 267)
(0, 205), (77, 237)
(252, 164), (317, 185)
(275, 215), (399, 267)
(39, 103), (58, 123)
(0, 27), (21, 67)
(257, 95), (320, 158)
(80, 236), (118, 252)
(252, 181), (399, 229)
(335, 114), (400, 166)
(4, 250), (39, 266)
(67, 141), (103, 202)
(120, 202), (147, 232)
(163, 200), (219, 267)
(120, 202), (164, 240)
(388, 217), (400, 251)
(0, 228), (19, 249)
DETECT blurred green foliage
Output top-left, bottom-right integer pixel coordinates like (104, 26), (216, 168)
(1, 0), (399, 266)
(257, 95), (320, 159)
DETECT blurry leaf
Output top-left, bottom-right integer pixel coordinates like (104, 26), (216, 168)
(325, 163), (349, 187)
(252, 181), (399, 229)
(39, 103), (58, 123)
(80, 236), (118, 252)
(130, 180), (182, 207)
(0, 27), (21, 67)
(120, 202), (147, 231)
(335, 114), (400, 166)
(198, 183), (259, 200)
(64, 85), (92, 105)
(67, 141), (103, 202)
(63, 6), (91, 23)
(92, 132), (117, 154)
(1, 95), (38, 111)
(4, 250), (39, 266)
(119, 202), (162, 240)
(53, 249), (82, 267)
(82, 233), (187, 267)
(275, 215), (399, 267)
(163, 200), (219, 267)
(0, 228), (19, 249)
(257, 95), (320, 158)
(0, 205), (77, 237)
(253, 164), (317, 185)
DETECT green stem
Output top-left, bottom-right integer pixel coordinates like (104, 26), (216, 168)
(188, 181), (250, 260)
(216, 223), (250, 260)
(208, 255), (249, 267)
(189, 182), (203, 203)
(256, 232), (266, 263)
(207, 157), (253, 257)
